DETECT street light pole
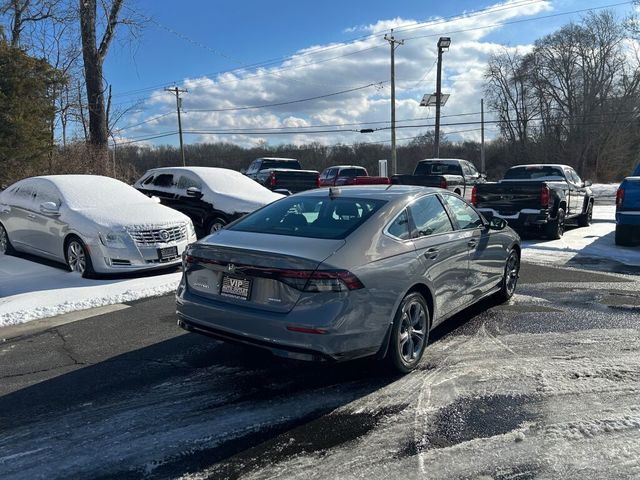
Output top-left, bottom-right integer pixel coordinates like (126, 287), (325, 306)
(434, 37), (450, 158)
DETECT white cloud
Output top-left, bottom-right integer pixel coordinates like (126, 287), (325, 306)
(118, 0), (554, 148)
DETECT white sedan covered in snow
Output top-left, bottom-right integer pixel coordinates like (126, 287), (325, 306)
(0, 175), (197, 277)
(134, 167), (284, 237)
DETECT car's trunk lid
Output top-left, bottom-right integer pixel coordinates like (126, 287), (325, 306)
(185, 230), (345, 313)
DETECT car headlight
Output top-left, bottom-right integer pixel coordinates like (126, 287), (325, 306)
(187, 222), (196, 238)
(99, 231), (129, 248)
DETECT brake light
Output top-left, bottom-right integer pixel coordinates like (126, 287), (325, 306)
(315, 175), (320, 188)
(286, 325), (327, 334)
(277, 269), (364, 292)
(270, 171), (277, 187)
(540, 184), (550, 207)
(616, 187), (625, 209)
(471, 185), (478, 206)
(439, 178), (448, 189)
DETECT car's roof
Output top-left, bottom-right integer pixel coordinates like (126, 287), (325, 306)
(510, 164), (571, 169)
(416, 158), (466, 163)
(323, 165), (367, 170)
(146, 166), (241, 176)
(296, 184), (442, 200)
(258, 157), (298, 161)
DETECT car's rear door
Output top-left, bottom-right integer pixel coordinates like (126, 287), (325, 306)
(406, 193), (469, 321)
(4, 181), (37, 250)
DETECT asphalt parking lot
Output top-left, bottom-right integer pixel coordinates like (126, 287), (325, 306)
(1, 262), (639, 479)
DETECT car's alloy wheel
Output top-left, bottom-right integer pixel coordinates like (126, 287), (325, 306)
(67, 239), (88, 275)
(546, 208), (565, 240)
(0, 224), (10, 255)
(209, 217), (226, 234)
(497, 250), (520, 302)
(389, 292), (429, 373)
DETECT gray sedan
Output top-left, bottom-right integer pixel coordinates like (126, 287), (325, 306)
(176, 185), (520, 373)
(0, 175), (197, 277)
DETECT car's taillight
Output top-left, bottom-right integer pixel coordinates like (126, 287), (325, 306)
(270, 171), (277, 187)
(315, 175), (320, 188)
(471, 185), (478, 206)
(439, 178), (448, 189)
(616, 187), (625, 209)
(277, 269), (364, 292)
(541, 184), (550, 208)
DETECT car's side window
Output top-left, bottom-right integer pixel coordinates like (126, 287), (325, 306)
(246, 161), (257, 174)
(442, 194), (484, 230)
(461, 163), (473, 176)
(152, 174), (174, 188)
(466, 162), (479, 176)
(11, 182), (36, 210)
(408, 195), (453, 238)
(386, 209), (411, 240)
(570, 169), (583, 186)
(176, 175), (202, 191)
(35, 182), (61, 206)
(142, 175), (155, 185)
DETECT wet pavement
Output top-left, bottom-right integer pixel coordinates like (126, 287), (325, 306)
(1, 262), (639, 479)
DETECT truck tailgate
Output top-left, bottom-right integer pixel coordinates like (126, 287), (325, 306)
(476, 181), (543, 215)
(271, 169), (319, 193)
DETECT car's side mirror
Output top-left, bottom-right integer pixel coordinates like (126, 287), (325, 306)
(488, 217), (507, 231)
(584, 180), (592, 187)
(240, 168), (246, 174)
(480, 173), (487, 180)
(40, 201), (60, 216)
(186, 187), (203, 198)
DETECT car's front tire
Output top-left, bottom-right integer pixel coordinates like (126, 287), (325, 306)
(65, 236), (94, 278)
(388, 292), (430, 374)
(0, 223), (15, 255)
(496, 249), (520, 303)
(208, 217), (227, 235)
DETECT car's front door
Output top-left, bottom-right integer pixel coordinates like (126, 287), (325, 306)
(5, 181), (38, 250)
(175, 173), (208, 229)
(29, 179), (66, 259)
(406, 193), (469, 322)
(568, 168), (587, 216)
(441, 193), (504, 297)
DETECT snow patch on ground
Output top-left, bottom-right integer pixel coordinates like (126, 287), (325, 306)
(0, 255), (180, 327)
(521, 205), (640, 267)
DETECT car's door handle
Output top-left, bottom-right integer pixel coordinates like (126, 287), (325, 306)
(468, 239), (478, 248)
(424, 247), (439, 260)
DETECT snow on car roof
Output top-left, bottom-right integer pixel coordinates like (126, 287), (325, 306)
(40, 175), (154, 208)
(147, 166), (283, 213)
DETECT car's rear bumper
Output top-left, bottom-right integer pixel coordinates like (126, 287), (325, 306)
(478, 208), (550, 228)
(616, 211), (640, 226)
(175, 279), (385, 362)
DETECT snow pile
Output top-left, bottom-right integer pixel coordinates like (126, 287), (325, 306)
(590, 183), (619, 200)
(521, 205), (640, 267)
(0, 255), (180, 327)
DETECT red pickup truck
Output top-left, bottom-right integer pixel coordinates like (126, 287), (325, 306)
(319, 165), (390, 187)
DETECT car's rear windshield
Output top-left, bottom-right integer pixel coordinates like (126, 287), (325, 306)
(229, 196), (387, 239)
(261, 159), (301, 170)
(339, 168), (367, 177)
(414, 162), (462, 176)
(504, 166), (564, 180)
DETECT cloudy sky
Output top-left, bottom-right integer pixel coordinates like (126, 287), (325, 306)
(105, 0), (636, 148)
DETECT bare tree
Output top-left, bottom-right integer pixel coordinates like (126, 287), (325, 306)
(0, 0), (63, 47)
(79, 0), (123, 150)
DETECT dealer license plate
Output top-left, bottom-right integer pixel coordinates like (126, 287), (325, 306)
(220, 275), (252, 300)
(158, 246), (178, 260)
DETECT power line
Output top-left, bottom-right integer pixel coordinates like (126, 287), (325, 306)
(186, 82), (386, 112)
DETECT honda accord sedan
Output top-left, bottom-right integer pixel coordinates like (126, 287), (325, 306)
(176, 185), (521, 373)
(0, 175), (197, 276)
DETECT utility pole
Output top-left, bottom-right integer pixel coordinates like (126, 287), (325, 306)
(166, 86), (187, 166)
(384, 29), (403, 176)
(481, 98), (486, 174)
(434, 37), (451, 158)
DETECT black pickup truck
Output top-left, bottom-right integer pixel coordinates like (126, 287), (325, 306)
(391, 158), (485, 201)
(473, 164), (594, 239)
(244, 157), (319, 195)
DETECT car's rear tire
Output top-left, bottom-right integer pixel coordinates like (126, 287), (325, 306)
(387, 292), (430, 374)
(208, 217), (227, 235)
(545, 208), (565, 240)
(615, 225), (636, 246)
(0, 223), (15, 255)
(577, 201), (593, 227)
(65, 236), (94, 278)
(495, 249), (520, 303)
